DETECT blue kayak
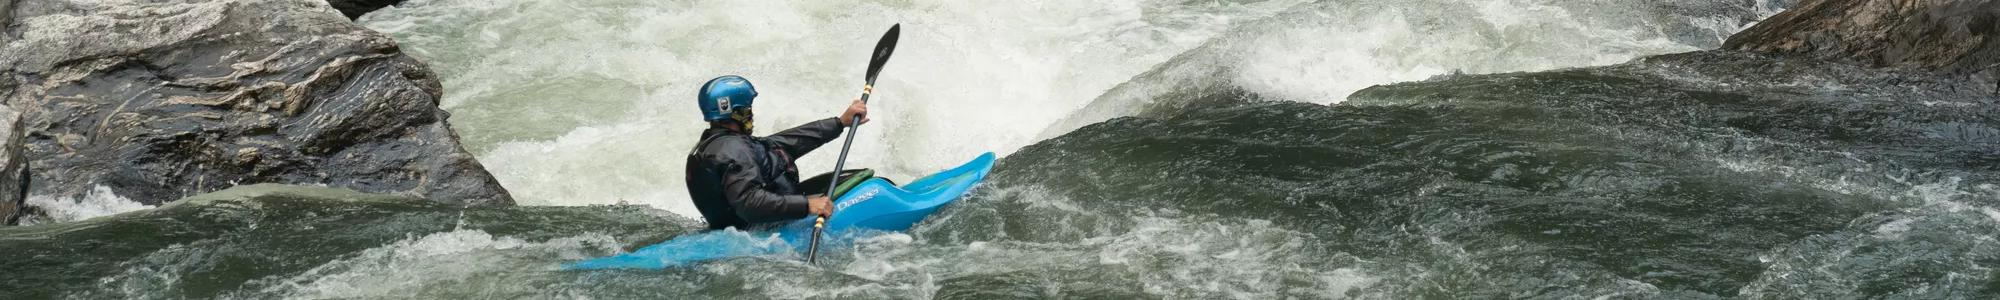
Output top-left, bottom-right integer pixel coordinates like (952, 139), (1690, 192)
(565, 152), (996, 270)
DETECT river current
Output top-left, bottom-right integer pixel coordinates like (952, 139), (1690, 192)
(8, 0), (1999, 298)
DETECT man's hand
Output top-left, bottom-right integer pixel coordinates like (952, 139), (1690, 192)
(839, 98), (869, 127)
(808, 195), (833, 218)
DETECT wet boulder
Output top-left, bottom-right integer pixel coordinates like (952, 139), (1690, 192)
(1723, 0), (2000, 94)
(0, 0), (513, 211)
(328, 0), (407, 20)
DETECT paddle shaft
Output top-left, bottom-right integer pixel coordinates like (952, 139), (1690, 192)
(808, 85), (871, 264)
(827, 86), (874, 192)
(808, 23), (897, 265)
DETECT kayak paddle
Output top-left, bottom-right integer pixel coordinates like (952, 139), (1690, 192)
(812, 23), (900, 265)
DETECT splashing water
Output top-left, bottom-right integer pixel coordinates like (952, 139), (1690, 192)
(39, 0), (2000, 299)
(359, 0), (1762, 215)
(20, 185), (154, 224)
(361, 0), (1313, 212)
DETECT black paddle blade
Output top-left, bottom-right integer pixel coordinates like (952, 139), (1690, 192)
(864, 24), (900, 83)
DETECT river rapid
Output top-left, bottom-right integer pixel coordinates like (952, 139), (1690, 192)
(8, 0), (1999, 298)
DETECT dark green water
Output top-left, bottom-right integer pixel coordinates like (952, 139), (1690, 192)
(9, 0), (2000, 298)
(7, 51), (1996, 299)
(1012, 51), (1999, 298)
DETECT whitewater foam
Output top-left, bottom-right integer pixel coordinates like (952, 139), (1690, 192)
(234, 230), (622, 299)
(835, 185), (1381, 298)
(362, 0), (1307, 214)
(23, 185), (154, 223)
(362, 0), (1779, 216)
(1050, 0), (1772, 136)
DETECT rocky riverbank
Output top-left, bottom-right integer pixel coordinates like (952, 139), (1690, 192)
(1724, 0), (1999, 94)
(0, 0), (507, 224)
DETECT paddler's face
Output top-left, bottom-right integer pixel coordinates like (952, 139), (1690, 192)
(730, 107), (754, 132)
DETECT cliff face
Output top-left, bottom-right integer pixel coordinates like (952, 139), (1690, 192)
(0, 0), (512, 215)
(1723, 0), (2000, 93)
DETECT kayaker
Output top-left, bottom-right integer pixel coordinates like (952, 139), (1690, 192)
(685, 75), (869, 230)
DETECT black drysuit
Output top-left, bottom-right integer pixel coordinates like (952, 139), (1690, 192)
(685, 118), (845, 230)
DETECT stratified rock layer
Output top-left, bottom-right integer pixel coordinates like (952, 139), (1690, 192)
(0, 0), (512, 206)
(1724, 0), (2000, 93)
(0, 105), (24, 225)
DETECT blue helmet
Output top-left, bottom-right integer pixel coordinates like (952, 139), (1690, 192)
(697, 75), (757, 122)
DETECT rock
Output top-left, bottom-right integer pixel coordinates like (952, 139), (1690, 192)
(1722, 0), (2000, 94)
(0, 0), (513, 210)
(0, 105), (23, 225)
(1, 0), (14, 30)
(327, 0), (406, 20)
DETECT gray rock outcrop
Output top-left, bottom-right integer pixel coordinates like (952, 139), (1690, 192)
(1, 0), (14, 31)
(0, 105), (24, 225)
(328, 0), (407, 20)
(1723, 0), (2000, 93)
(0, 0), (513, 210)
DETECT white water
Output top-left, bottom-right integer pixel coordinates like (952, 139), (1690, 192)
(1049, 0), (1767, 135)
(361, 0), (1767, 216)
(192, 186), (1381, 299)
(21, 185), (153, 223)
(361, 0), (1310, 213)
(229, 230), (624, 299)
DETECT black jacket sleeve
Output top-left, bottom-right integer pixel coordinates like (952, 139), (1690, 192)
(763, 118), (846, 157)
(711, 139), (812, 223)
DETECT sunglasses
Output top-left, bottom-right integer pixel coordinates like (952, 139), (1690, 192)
(729, 107), (755, 130)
